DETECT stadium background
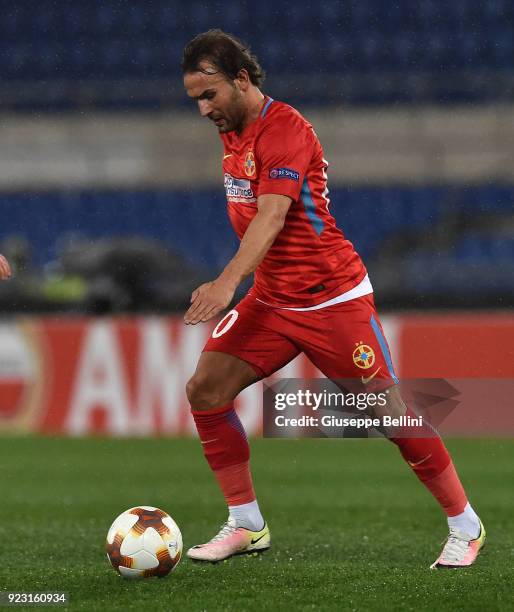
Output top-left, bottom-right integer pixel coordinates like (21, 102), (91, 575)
(1, 3), (514, 610)
(0, 0), (512, 437)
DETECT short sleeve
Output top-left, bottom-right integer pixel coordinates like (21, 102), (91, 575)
(256, 111), (313, 201)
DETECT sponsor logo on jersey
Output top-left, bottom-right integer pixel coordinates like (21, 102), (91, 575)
(224, 173), (255, 201)
(352, 341), (376, 370)
(269, 167), (300, 181)
(244, 150), (256, 177)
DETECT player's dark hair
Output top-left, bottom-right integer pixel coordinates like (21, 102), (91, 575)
(182, 29), (265, 88)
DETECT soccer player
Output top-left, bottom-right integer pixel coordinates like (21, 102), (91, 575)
(181, 30), (485, 568)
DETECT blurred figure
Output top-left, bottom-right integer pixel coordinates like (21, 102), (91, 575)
(1, 235), (33, 281)
(58, 236), (209, 314)
(0, 254), (11, 280)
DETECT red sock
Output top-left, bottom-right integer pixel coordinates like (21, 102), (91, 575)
(391, 408), (468, 516)
(192, 403), (256, 506)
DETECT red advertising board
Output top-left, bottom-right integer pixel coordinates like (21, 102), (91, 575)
(0, 313), (512, 436)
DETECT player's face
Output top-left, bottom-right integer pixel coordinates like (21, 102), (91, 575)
(184, 63), (246, 133)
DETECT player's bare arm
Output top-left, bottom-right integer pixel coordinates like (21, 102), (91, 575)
(184, 194), (291, 325)
(219, 194), (291, 286)
(0, 254), (11, 280)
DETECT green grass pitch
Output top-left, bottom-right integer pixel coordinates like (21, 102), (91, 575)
(1, 437), (512, 611)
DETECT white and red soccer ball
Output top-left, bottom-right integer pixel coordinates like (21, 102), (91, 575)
(106, 506), (182, 579)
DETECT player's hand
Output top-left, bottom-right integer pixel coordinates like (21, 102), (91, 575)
(184, 279), (236, 325)
(0, 254), (11, 280)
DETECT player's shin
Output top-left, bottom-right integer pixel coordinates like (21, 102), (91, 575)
(191, 403), (264, 531)
(390, 407), (480, 537)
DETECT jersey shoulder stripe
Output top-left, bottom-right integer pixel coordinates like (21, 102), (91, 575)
(261, 97), (274, 118)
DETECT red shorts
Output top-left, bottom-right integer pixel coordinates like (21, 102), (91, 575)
(203, 292), (398, 389)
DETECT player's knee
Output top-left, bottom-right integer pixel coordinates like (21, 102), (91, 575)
(186, 373), (226, 410)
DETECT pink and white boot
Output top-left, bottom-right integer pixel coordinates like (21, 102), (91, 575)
(187, 517), (270, 562)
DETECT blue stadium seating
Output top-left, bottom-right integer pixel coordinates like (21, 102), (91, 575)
(0, 185), (512, 295)
(456, 234), (514, 262)
(0, 0), (513, 107)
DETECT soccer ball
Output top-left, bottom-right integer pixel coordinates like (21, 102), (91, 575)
(106, 506), (182, 579)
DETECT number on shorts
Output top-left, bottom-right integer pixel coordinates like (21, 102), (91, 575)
(212, 309), (239, 338)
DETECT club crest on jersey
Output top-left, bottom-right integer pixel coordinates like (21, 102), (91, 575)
(352, 341), (375, 369)
(269, 167), (300, 181)
(244, 151), (256, 177)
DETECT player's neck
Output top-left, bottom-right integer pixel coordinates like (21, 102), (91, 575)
(238, 90), (266, 134)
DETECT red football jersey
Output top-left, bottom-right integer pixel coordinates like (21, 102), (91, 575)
(221, 96), (366, 308)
